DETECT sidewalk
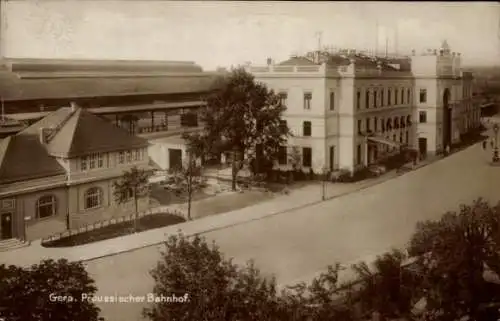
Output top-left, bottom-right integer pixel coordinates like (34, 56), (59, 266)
(0, 154), (444, 268)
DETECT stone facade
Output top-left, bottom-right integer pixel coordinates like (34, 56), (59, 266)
(246, 43), (482, 173)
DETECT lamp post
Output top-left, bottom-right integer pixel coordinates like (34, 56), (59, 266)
(321, 166), (328, 201)
(493, 123), (499, 164)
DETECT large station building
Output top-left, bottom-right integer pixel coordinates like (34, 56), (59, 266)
(246, 41), (481, 173)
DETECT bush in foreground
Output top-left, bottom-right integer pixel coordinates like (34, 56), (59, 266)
(144, 233), (356, 321)
(0, 259), (102, 321)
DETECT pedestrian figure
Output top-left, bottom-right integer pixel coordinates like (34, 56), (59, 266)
(483, 140), (488, 150)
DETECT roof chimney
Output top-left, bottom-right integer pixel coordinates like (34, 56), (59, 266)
(70, 101), (78, 112)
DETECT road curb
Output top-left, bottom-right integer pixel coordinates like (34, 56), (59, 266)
(80, 144), (479, 264)
(80, 171), (404, 263)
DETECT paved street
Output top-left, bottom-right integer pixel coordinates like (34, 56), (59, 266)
(85, 141), (500, 321)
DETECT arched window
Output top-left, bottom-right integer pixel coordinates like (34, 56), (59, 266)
(400, 116), (406, 128)
(36, 195), (56, 219)
(84, 187), (103, 210)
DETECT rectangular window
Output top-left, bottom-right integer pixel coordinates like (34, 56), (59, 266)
(365, 118), (371, 132)
(356, 145), (362, 165)
(302, 147), (312, 167)
(374, 117), (378, 132)
(278, 146), (287, 165)
(279, 92), (288, 106)
(329, 92), (335, 110)
(89, 154), (96, 169)
(303, 92), (312, 110)
(381, 90), (385, 107)
(419, 111), (427, 123)
(395, 89), (399, 105)
(356, 91), (361, 109)
(97, 153), (104, 168)
(388, 89), (392, 105)
(81, 157), (87, 171)
(419, 89), (427, 103)
(400, 88), (404, 104)
(118, 151), (125, 164)
(126, 150), (132, 162)
(374, 90), (378, 108)
(279, 120), (288, 134)
(358, 119), (362, 134)
(407, 89), (411, 104)
(365, 91), (370, 109)
(303, 121), (312, 137)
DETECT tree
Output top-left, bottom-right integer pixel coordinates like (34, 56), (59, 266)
(144, 233), (282, 321)
(164, 155), (205, 220)
(0, 259), (102, 321)
(408, 198), (500, 321)
(279, 264), (356, 321)
(288, 146), (302, 171)
(352, 249), (421, 320)
(183, 67), (290, 190)
(113, 166), (151, 233)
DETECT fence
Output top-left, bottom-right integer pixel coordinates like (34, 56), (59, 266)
(40, 206), (186, 245)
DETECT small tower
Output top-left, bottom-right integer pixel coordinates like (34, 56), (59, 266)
(440, 40), (451, 55)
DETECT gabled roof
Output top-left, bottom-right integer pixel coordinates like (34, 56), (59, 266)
(278, 57), (318, 66)
(45, 107), (148, 157)
(0, 106), (149, 183)
(0, 134), (66, 184)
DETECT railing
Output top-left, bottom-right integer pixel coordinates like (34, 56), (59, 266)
(40, 207), (186, 245)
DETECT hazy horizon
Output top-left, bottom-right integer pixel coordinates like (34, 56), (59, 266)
(2, 1), (499, 70)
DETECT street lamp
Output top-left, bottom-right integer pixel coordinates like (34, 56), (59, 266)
(321, 167), (328, 201)
(493, 123), (499, 164)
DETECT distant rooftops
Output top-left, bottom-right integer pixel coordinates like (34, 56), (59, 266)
(277, 50), (410, 72)
(3, 58), (205, 74)
(0, 58), (221, 101)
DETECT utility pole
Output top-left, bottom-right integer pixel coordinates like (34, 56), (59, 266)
(315, 31), (323, 52)
(1, 96), (5, 122)
(385, 36), (389, 58)
(395, 23), (399, 56)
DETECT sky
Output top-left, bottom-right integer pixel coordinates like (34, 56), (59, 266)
(2, 1), (499, 70)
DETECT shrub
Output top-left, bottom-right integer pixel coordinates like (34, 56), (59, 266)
(308, 168), (315, 180)
(294, 169), (306, 181)
(286, 170), (294, 184)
